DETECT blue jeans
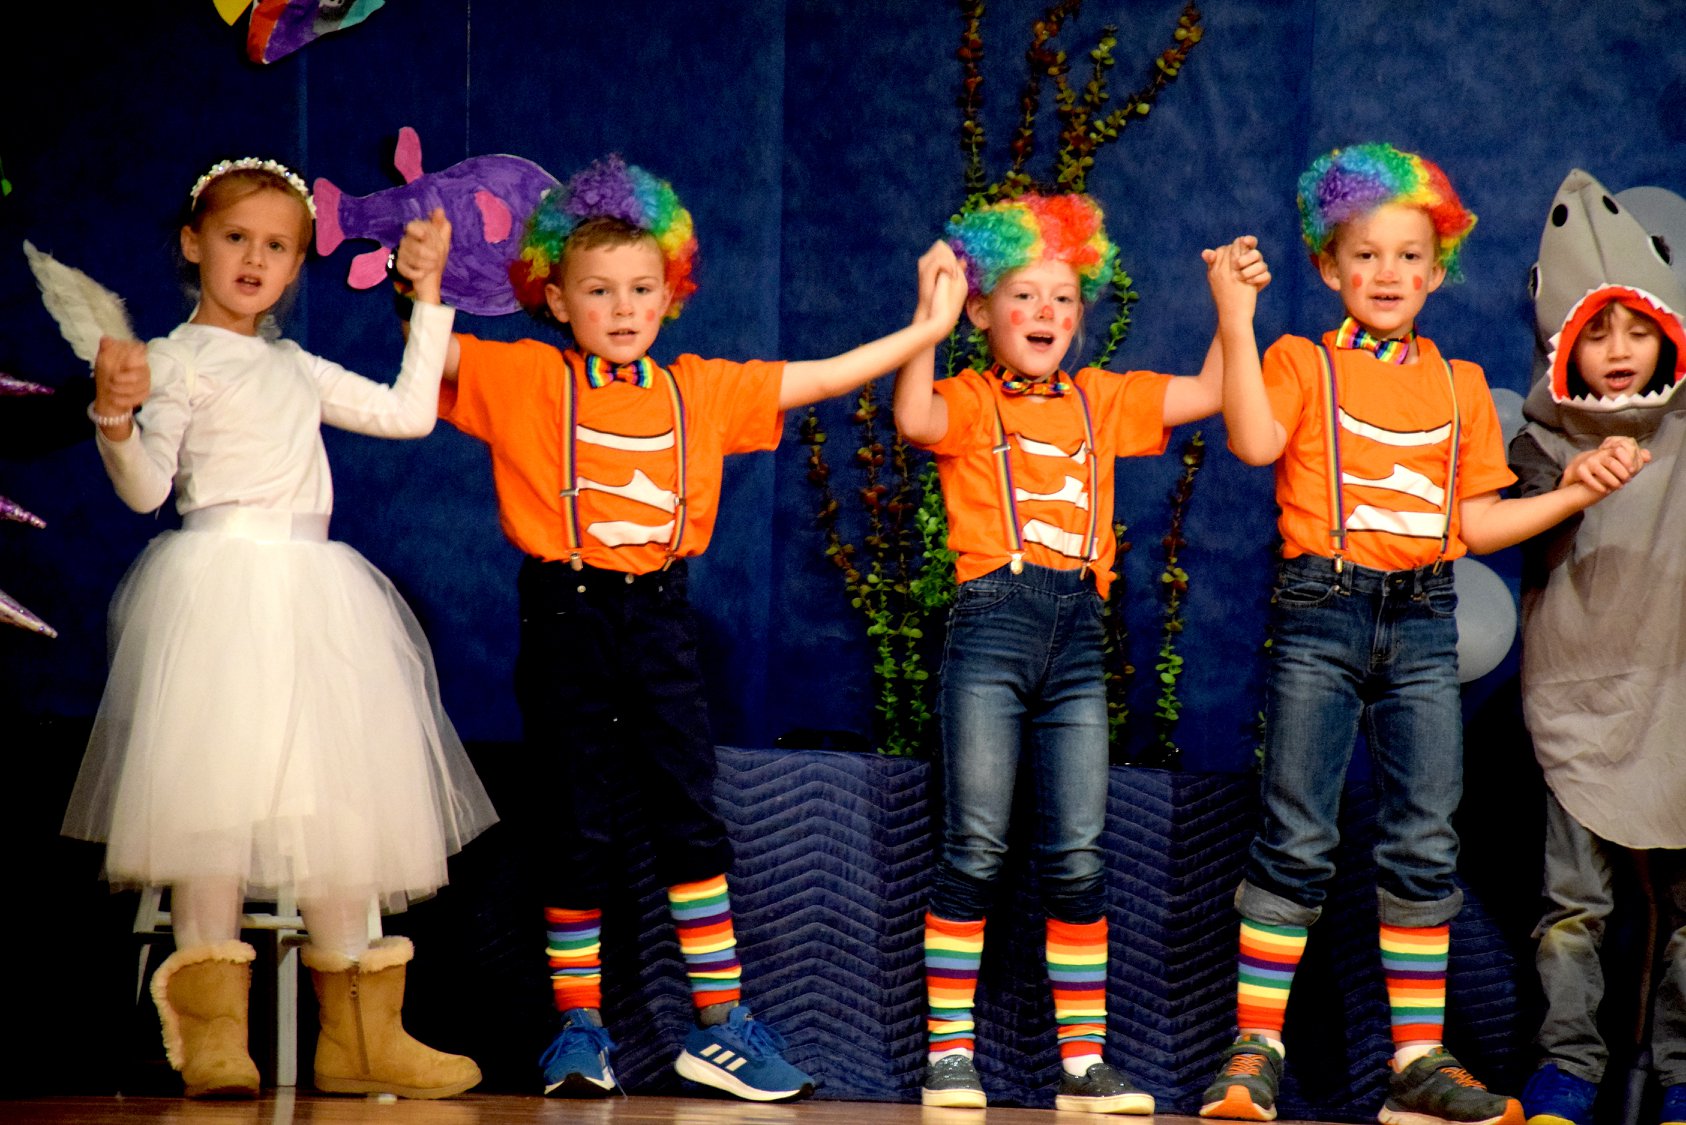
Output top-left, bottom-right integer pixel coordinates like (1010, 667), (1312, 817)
(1534, 789), (1686, 1085)
(928, 564), (1109, 925)
(1238, 554), (1465, 929)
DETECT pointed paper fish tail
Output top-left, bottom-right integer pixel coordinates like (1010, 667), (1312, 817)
(313, 177), (345, 255)
(0, 374), (55, 396)
(0, 495), (46, 529)
(0, 588), (56, 638)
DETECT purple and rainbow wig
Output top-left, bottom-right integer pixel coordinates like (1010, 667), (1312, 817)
(1297, 143), (1476, 279)
(510, 155), (698, 319)
(946, 192), (1118, 303)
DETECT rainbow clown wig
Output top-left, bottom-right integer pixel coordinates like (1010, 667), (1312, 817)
(946, 192), (1118, 303)
(1297, 143), (1477, 280)
(510, 154), (699, 320)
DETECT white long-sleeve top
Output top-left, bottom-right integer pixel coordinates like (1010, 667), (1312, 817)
(95, 300), (454, 516)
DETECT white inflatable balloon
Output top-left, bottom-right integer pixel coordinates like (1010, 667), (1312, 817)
(1453, 557), (1516, 683)
(1490, 386), (1526, 445)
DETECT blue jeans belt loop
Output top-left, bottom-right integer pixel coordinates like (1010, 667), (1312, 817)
(1295, 554), (1444, 600)
(977, 560), (1097, 597)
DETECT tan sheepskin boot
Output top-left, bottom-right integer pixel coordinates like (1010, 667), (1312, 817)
(302, 936), (481, 1099)
(150, 940), (262, 1098)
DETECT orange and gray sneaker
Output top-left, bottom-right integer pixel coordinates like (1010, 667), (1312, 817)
(1201, 1034), (1284, 1121)
(1379, 1049), (1525, 1125)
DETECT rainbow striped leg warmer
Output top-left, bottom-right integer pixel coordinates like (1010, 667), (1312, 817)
(667, 875), (742, 1011)
(546, 906), (603, 1013)
(1047, 917), (1108, 1065)
(1380, 923), (1448, 1047)
(926, 912), (985, 1059)
(1236, 918), (1308, 1037)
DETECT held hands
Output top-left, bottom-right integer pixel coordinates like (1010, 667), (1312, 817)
(394, 208), (452, 306)
(915, 240), (967, 338)
(92, 336), (151, 433)
(1202, 235), (1271, 319)
(1563, 435), (1651, 495)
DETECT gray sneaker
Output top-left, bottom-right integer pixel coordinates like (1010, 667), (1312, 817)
(922, 1053), (986, 1109)
(1055, 1060), (1155, 1114)
(1379, 1049), (1525, 1125)
(1201, 1034), (1284, 1121)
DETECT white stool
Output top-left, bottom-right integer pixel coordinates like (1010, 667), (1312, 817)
(133, 886), (380, 1087)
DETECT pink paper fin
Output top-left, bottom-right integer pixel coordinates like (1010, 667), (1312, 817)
(476, 191), (513, 243)
(314, 178), (345, 255)
(394, 126), (424, 184)
(348, 246), (391, 290)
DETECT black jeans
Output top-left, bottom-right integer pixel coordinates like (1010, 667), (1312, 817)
(515, 557), (732, 906)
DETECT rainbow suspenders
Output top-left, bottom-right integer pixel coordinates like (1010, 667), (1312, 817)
(556, 356), (690, 571)
(987, 377), (1101, 576)
(1313, 343), (1460, 573)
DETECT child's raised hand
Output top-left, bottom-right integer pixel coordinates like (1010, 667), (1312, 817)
(1565, 435), (1650, 494)
(1231, 235), (1271, 291)
(1207, 239), (1261, 320)
(1203, 236), (1269, 320)
(915, 240), (966, 332)
(93, 335), (151, 421)
(395, 208), (452, 306)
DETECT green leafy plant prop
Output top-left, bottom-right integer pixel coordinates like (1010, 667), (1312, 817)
(799, 389), (934, 756)
(805, 0), (1204, 756)
(1102, 520), (1133, 757)
(1144, 431), (1204, 767)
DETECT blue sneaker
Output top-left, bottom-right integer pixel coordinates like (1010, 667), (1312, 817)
(674, 1005), (814, 1102)
(540, 1008), (618, 1097)
(1660, 1083), (1686, 1125)
(1521, 1063), (1595, 1125)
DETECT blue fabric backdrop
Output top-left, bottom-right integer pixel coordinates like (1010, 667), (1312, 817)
(4, 0), (1683, 769)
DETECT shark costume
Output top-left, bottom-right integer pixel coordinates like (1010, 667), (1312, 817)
(1510, 168), (1686, 1094)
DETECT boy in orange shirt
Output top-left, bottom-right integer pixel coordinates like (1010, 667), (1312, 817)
(1203, 143), (1638, 1125)
(434, 156), (965, 1101)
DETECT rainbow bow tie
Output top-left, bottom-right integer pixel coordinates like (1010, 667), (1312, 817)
(990, 365), (1072, 397)
(1335, 317), (1415, 365)
(584, 354), (658, 388)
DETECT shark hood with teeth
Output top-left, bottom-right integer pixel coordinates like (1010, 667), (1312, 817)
(1524, 168), (1686, 436)
(1516, 168), (1686, 849)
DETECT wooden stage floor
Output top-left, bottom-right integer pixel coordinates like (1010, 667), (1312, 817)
(0, 1092), (1355, 1125)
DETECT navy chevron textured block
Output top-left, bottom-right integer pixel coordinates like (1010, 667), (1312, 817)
(572, 748), (1525, 1116)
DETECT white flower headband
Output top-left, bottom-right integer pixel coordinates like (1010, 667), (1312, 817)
(189, 157), (316, 220)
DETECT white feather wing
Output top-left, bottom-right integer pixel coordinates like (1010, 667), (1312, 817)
(23, 240), (136, 363)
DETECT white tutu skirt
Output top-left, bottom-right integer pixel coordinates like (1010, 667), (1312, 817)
(62, 512), (497, 913)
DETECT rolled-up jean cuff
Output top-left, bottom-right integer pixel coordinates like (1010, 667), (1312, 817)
(1377, 885), (1463, 927)
(1236, 879), (1321, 928)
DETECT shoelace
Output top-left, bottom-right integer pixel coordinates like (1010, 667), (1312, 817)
(1224, 1051), (1268, 1077)
(1439, 1065), (1486, 1089)
(540, 1022), (617, 1069)
(724, 1009), (788, 1060)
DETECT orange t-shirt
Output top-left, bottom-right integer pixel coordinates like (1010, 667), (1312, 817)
(916, 366), (1173, 599)
(1264, 332), (1516, 571)
(441, 336), (785, 573)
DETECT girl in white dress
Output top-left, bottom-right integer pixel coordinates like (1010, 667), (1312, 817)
(61, 158), (496, 1100)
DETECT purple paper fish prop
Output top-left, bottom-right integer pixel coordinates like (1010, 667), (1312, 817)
(248, 0), (386, 65)
(314, 127), (560, 316)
